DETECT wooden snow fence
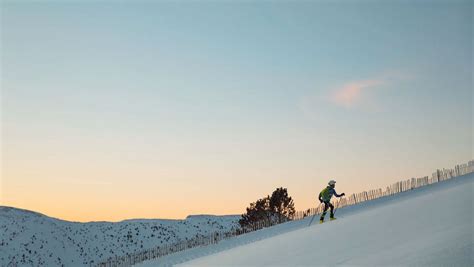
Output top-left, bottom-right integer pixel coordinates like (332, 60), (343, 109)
(95, 160), (474, 267)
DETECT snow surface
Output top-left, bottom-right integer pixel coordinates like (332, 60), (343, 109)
(0, 208), (239, 266)
(138, 173), (473, 267)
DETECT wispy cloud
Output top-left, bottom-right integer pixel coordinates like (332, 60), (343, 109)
(330, 79), (385, 108)
(299, 72), (410, 117)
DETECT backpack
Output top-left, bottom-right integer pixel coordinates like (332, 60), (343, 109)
(320, 187), (331, 202)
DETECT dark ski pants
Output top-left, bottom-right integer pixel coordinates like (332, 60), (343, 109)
(320, 202), (334, 220)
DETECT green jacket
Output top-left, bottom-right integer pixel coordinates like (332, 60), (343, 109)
(319, 186), (341, 202)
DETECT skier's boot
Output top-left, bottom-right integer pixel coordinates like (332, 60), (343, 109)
(330, 214), (336, 221)
(319, 211), (326, 224)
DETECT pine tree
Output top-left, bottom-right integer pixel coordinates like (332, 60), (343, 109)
(239, 187), (296, 228)
(238, 196), (271, 228)
(269, 187), (295, 223)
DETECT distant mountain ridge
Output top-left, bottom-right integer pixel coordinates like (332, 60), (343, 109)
(0, 206), (239, 266)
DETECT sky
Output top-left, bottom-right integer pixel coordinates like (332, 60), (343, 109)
(1, 0), (472, 222)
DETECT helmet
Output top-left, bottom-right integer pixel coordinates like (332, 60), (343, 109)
(328, 180), (336, 186)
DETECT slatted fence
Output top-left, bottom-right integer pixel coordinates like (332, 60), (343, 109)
(95, 160), (474, 267)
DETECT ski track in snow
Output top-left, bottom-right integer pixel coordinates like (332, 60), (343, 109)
(137, 173), (473, 267)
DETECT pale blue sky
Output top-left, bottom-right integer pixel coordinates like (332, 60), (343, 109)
(1, 0), (472, 221)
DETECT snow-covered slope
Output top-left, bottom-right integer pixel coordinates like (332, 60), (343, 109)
(0, 208), (239, 266)
(139, 173), (473, 267)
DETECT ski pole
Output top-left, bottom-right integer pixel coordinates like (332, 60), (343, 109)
(308, 202), (322, 227)
(334, 196), (345, 215)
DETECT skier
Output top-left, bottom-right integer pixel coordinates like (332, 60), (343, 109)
(318, 180), (345, 223)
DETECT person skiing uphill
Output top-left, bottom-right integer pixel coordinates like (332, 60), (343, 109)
(319, 180), (345, 223)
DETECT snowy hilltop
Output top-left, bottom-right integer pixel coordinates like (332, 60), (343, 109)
(0, 208), (239, 266)
(138, 172), (473, 267)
